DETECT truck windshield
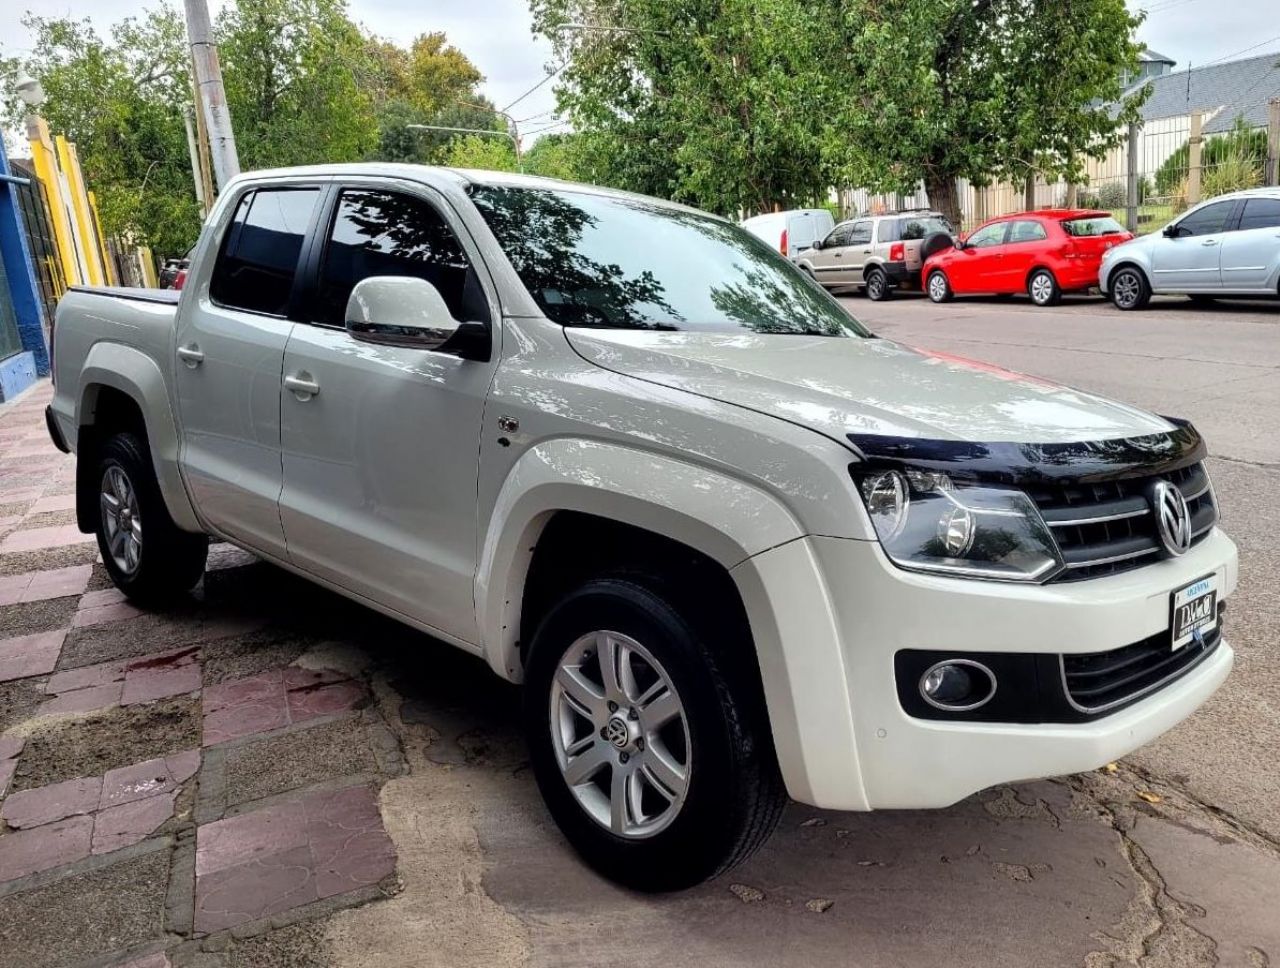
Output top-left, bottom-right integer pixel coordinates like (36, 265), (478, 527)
(468, 185), (869, 337)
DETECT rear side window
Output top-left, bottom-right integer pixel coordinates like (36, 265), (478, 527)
(313, 189), (484, 327)
(210, 188), (319, 316)
(1239, 197), (1280, 231)
(847, 221), (873, 246)
(1062, 216), (1125, 237)
(1008, 220), (1048, 243)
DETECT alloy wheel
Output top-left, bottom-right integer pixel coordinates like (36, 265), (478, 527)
(100, 465), (142, 575)
(549, 630), (692, 839)
(1030, 272), (1055, 305)
(928, 272), (948, 302)
(1113, 271), (1141, 309)
(866, 272), (885, 300)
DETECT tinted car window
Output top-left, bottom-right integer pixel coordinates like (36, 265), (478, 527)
(824, 223), (853, 247)
(1174, 201), (1233, 237)
(877, 220), (900, 244)
(901, 216), (951, 239)
(211, 188), (319, 316)
(966, 222), (1007, 248)
(1062, 216), (1126, 237)
(1238, 197), (1280, 231)
(848, 221), (873, 246)
(313, 189), (485, 327)
(469, 185), (869, 337)
(1008, 220), (1048, 243)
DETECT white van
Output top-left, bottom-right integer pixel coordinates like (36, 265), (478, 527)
(740, 208), (835, 259)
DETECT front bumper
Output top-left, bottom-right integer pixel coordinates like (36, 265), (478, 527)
(735, 528), (1237, 811)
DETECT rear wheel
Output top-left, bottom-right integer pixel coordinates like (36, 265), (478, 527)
(523, 578), (785, 891)
(1027, 268), (1061, 307)
(927, 270), (953, 303)
(864, 267), (891, 301)
(94, 432), (207, 603)
(1110, 266), (1150, 311)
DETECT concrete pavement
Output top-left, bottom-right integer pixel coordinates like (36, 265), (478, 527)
(2, 292), (1279, 967)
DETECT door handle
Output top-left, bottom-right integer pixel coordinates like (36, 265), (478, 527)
(834, 252), (843, 258)
(1201, 239), (1219, 246)
(862, 248), (872, 254)
(177, 345), (204, 368)
(283, 374), (320, 399)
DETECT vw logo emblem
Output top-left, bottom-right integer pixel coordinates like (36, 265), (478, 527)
(1150, 479), (1192, 556)
(604, 717), (631, 750)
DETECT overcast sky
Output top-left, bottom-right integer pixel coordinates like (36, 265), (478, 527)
(1, 0), (1275, 142)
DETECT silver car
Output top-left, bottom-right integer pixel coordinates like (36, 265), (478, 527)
(794, 211), (953, 300)
(1100, 188), (1280, 310)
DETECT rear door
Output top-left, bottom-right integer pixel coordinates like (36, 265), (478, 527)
(842, 219), (874, 283)
(174, 184), (325, 558)
(1000, 219), (1050, 292)
(786, 212), (829, 256)
(1219, 196), (1280, 292)
(277, 182), (498, 642)
(898, 215), (952, 273)
(1150, 199), (1236, 291)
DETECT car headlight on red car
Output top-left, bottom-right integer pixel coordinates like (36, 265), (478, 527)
(856, 468), (1064, 582)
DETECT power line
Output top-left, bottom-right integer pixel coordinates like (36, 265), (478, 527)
(500, 62), (567, 114)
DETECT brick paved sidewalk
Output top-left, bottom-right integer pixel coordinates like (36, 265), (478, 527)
(0, 383), (407, 967)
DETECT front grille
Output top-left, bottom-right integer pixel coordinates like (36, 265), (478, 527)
(1028, 462), (1217, 582)
(1061, 607), (1223, 713)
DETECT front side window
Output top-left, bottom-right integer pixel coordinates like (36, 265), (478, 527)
(313, 189), (485, 327)
(966, 222), (1007, 248)
(210, 188), (320, 316)
(1174, 201), (1233, 238)
(1238, 197), (1280, 231)
(1007, 220), (1048, 244)
(824, 223), (853, 248)
(469, 185), (870, 336)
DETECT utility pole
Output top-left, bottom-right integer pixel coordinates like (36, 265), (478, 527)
(1126, 120), (1140, 234)
(184, 0), (239, 190)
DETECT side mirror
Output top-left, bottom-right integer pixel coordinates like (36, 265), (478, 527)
(810, 239), (823, 251)
(953, 238), (967, 251)
(1162, 224), (1180, 238)
(345, 276), (460, 351)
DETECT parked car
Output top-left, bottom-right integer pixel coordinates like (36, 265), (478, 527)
(740, 208), (834, 259)
(49, 165), (1236, 891)
(794, 210), (954, 300)
(924, 210), (1132, 306)
(1101, 188), (1280, 310)
(157, 247), (193, 290)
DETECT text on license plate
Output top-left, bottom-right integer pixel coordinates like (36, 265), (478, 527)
(1171, 574), (1218, 651)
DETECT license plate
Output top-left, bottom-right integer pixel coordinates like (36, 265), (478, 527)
(1170, 574), (1218, 650)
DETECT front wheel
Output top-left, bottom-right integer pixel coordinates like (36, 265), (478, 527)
(1110, 266), (1150, 311)
(1027, 268), (1061, 306)
(523, 578), (785, 891)
(94, 432), (208, 602)
(864, 267), (891, 301)
(927, 269), (953, 303)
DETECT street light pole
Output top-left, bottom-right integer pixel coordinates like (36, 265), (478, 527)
(406, 124), (524, 172)
(183, 0), (239, 191)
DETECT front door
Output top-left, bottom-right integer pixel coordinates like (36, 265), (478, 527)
(1220, 196), (1280, 292)
(278, 184), (497, 643)
(1150, 199), (1236, 292)
(809, 222), (853, 285)
(951, 220), (1009, 293)
(174, 185), (324, 558)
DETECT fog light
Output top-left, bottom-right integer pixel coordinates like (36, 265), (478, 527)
(919, 659), (996, 711)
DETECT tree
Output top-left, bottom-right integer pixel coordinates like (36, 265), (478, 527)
(443, 133), (518, 171)
(523, 132), (586, 181)
(820, 0), (1149, 225)
(531, 0), (834, 216)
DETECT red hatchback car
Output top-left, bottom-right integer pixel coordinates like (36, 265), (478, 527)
(923, 210), (1132, 306)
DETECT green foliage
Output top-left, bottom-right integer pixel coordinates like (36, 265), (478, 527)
(522, 132), (586, 181)
(1154, 117), (1269, 196)
(443, 134), (518, 171)
(1202, 151), (1262, 198)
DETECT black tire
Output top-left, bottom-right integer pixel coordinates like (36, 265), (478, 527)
(94, 432), (207, 603)
(523, 578), (785, 891)
(864, 267), (891, 301)
(927, 269), (953, 303)
(1027, 268), (1062, 307)
(1110, 265), (1151, 311)
(919, 231), (954, 261)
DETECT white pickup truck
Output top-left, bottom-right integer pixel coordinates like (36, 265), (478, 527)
(47, 165), (1237, 891)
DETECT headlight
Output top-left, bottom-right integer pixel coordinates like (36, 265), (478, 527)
(857, 469), (1064, 582)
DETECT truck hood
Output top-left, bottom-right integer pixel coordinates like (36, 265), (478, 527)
(565, 329), (1172, 444)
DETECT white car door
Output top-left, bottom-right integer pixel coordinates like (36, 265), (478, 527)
(1219, 196), (1280, 293)
(174, 184), (325, 559)
(1150, 199), (1235, 292)
(277, 183), (498, 644)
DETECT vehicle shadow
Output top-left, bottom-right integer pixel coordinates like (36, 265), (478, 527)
(182, 555), (1137, 968)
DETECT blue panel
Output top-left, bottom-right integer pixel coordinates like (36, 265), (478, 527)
(0, 138), (50, 375)
(0, 350), (37, 402)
